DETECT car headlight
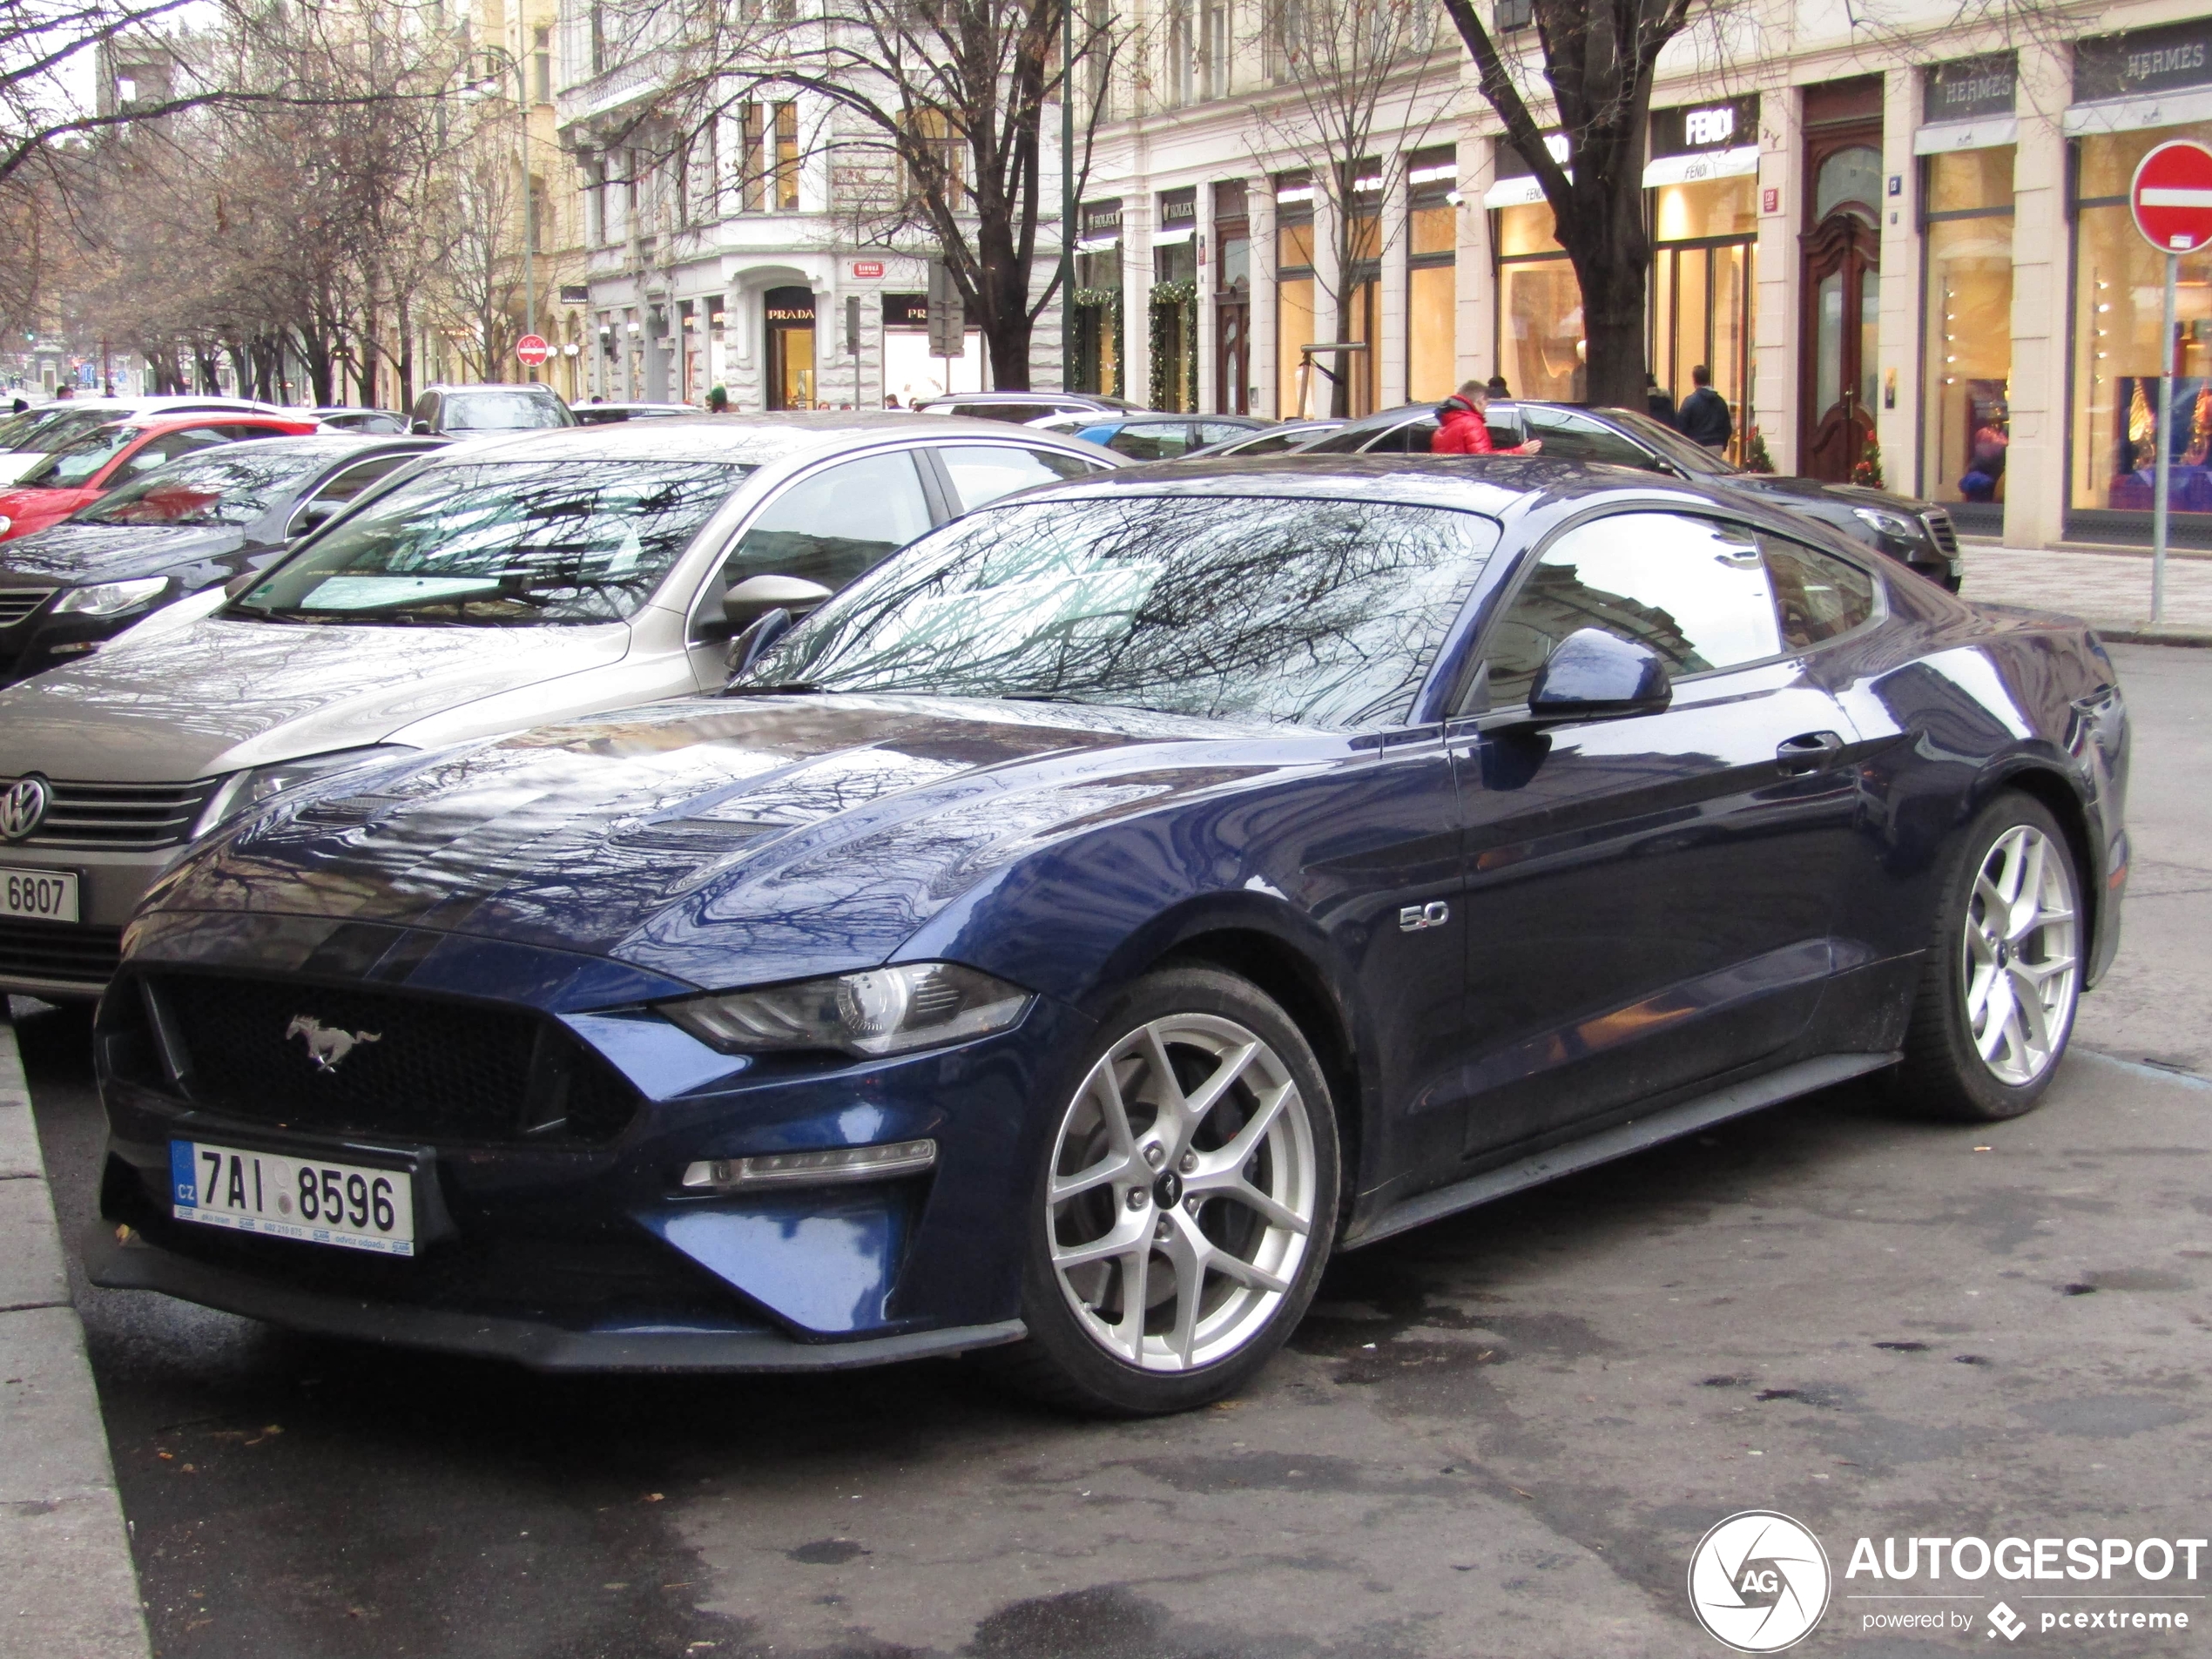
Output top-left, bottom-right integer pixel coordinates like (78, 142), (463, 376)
(1851, 507), (1921, 543)
(191, 744), (420, 839)
(658, 962), (1034, 1057)
(53, 577), (171, 617)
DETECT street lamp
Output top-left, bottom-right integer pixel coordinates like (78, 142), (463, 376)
(471, 44), (536, 366)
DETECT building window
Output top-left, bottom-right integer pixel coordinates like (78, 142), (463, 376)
(775, 102), (801, 211)
(1074, 200), (1124, 398)
(907, 107), (963, 212)
(1920, 145), (2013, 525)
(1343, 166), (1383, 417)
(2070, 124), (2212, 532)
(1201, 0), (1231, 99)
(1165, 4), (1193, 108)
(1275, 172), (1316, 415)
(1214, 179), (1251, 414)
(1493, 195), (1581, 401)
(1496, 0), (1534, 29)
(534, 24), (551, 104)
(1650, 172), (1757, 463)
(740, 105), (765, 212)
(1406, 146), (1458, 402)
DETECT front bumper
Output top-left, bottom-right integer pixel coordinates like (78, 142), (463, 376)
(85, 1223), (1026, 1372)
(0, 843), (187, 999)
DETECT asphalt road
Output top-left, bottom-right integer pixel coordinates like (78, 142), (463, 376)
(19, 644), (2212, 1659)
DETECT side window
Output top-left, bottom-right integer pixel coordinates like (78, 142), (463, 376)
(939, 444), (1096, 512)
(1104, 421), (1195, 461)
(119, 428), (230, 476)
(214, 423), (285, 442)
(1365, 418), (1438, 455)
(316, 454), (415, 503)
(1521, 409), (1666, 471)
(409, 394), (436, 428)
(1763, 533), (1876, 650)
(1196, 421), (1255, 447)
(1484, 513), (1783, 707)
(719, 450), (934, 594)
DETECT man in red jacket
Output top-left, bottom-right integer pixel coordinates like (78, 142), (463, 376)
(1433, 381), (1543, 455)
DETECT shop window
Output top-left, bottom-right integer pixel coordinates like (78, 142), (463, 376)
(1406, 151), (1458, 403)
(2070, 124), (2212, 529)
(1650, 173), (1756, 462)
(1277, 181), (1316, 415)
(1494, 201), (1581, 401)
(1920, 145), (2013, 520)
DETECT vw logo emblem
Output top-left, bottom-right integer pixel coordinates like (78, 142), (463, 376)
(0, 775), (48, 842)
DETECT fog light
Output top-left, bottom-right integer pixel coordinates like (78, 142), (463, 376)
(680, 1137), (937, 1190)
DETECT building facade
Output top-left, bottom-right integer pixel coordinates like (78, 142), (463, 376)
(1085, 0), (2212, 550)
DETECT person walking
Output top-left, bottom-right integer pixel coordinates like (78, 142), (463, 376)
(1645, 373), (1678, 429)
(1678, 365), (1732, 452)
(1434, 381), (1543, 455)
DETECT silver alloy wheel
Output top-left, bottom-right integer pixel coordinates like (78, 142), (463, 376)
(1963, 823), (2080, 1086)
(1047, 1012), (1318, 1372)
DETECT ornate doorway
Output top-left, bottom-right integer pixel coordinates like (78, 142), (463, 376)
(764, 286), (817, 409)
(1799, 121), (1883, 482)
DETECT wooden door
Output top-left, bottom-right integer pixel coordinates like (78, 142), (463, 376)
(1214, 300), (1249, 414)
(1801, 213), (1879, 482)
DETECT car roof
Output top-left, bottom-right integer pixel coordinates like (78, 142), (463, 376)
(99, 412), (320, 435)
(169, 434), (441, 462)
(446, 409), (1116, 467)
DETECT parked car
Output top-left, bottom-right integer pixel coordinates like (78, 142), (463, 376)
(0, 413), (320, 543)
(0, 412), (1118, 999)
(1183, 418), (1343, 458)
(911, 390), (1140, 423)
(407, 382), (576, 435)
(571, 401), (694, 425)
(1303, 402), (1964, 590)
(0, 397), (293, 486)
(82, 455), (2126, 1413)
(1028, 411), (1273, 461)
(310, 408), (409, 435)
(0, 435), (442, 685)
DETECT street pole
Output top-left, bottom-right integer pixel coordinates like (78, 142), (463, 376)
(517, 56), (536, 373)
(2155, 251), (2176, 625)
(1061, 0), (1075, 393)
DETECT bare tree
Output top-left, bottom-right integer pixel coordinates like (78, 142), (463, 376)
(1249, 0), (1449, 416)
(1440, 0), (1727, 407)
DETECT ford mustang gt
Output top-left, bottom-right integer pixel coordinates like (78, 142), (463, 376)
(87, 457), (2128, 1415)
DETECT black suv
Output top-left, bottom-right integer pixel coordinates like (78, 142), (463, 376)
(1303, 402), (1963, 590)
(408, 383), (576, 436)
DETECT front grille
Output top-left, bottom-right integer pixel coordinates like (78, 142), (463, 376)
(1923, 510), (1959, 558)
(12, 777), (222, 848)
(0, 919), (124, 988)
(0, 589), (53, 628)
(149, 974), (640, 1146)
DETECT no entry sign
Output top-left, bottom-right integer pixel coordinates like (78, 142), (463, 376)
(2131, 139), (2212, 253)
(515, 334), (551, 367)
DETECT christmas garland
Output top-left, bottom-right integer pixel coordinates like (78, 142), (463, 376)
(1073, 287), (1123, 399)
(1147, 280), (1199, 412)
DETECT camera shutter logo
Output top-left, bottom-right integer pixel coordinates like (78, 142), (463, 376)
(0, 775), (49, 842)
(1687, 1511), (1831, 1652)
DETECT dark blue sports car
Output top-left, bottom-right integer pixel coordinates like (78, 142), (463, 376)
(87, 458), (2129, 1415)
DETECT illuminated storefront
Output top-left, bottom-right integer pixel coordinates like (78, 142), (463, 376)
(1072, 199), (1124, 400)
(1646, 98), (1758, 462)
(1275, 172), (1318, 416)
(1406, 147), (1458, 402)
(1487, 135), (1582, 401)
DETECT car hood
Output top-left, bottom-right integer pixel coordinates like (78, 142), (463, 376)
(143, 694), (1301, 988)
(0, 615), (634, 780)
(1723, 473), (1931, 516)
(0, 521), (248, 583)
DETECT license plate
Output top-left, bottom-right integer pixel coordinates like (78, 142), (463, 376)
(0, 866), (77, 923)
(170, 1140), (415, 1256)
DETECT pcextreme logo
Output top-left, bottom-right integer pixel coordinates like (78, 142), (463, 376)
(1688, 1511), (1833, 1652)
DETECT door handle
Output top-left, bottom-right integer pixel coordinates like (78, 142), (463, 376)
(1776, 730), (1845, 775)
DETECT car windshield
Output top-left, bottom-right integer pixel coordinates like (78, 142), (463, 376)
(234, 458), (747, 624)
(442, 391), (569, 430)
(743, 495), (1501, 730)
(1598, 408), (1743, 475)
(74, 446), (329, 528)
(15, 422), (138, 488)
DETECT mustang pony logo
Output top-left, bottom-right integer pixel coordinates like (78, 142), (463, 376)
(286, 1015), (382, 1073)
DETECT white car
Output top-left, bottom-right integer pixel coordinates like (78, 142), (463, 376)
(0, 411), (1116, 999)
(0, 396), (298, 486)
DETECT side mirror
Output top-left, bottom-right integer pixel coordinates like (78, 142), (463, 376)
(726, 606), (794, 679)
(1523, 628), (1672, 724)
(292, 500), (338, 536)
(409, 419), (433, 435)
(723, 572), (832, 628)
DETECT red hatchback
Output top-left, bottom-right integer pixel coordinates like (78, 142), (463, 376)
(0, 413), (319, 542)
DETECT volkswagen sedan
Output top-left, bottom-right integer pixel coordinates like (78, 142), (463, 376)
(87, 457), (2128, 1415)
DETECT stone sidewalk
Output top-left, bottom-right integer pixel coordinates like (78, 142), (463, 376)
(1963, 542), (2212, 641)
(0, 1013), (149, 1659)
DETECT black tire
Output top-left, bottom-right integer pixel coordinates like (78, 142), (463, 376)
(991, 964), (1340, 1416)
(1894, 790), (2084, 1122)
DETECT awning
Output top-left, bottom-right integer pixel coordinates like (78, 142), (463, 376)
(1150, 226), (1195, 246)
(1913, 116), (2019, 154)
(1641, 145), (1760, 188)
(1074, 234), (1122, 253)
(2064, 85), (2212, 135)
(1482, 174), (1558, 209)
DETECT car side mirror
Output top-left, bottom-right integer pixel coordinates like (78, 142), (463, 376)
(726, 607), (793, 679)
(723, 572), (832, 628)
(409, 419), (433, 435)
(292, 500), (339, 536)
(1523, 628), (1672, 724)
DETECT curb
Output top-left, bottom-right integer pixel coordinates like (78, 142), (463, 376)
(0, 1015), (152, 1659)
(2095, 627), (2212, 648)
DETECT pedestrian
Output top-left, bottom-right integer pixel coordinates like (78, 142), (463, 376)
(1645, 373), (1678, 429)
(53, 383), (71, 401)
(885, 392), (903, 409)
(706, 384), (729, 413)
(1433, 380), (1543, 455)
(1485, 374), (1510, 401)
(8, 396), (24, 415)
(1678, 364), (1732, 451)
